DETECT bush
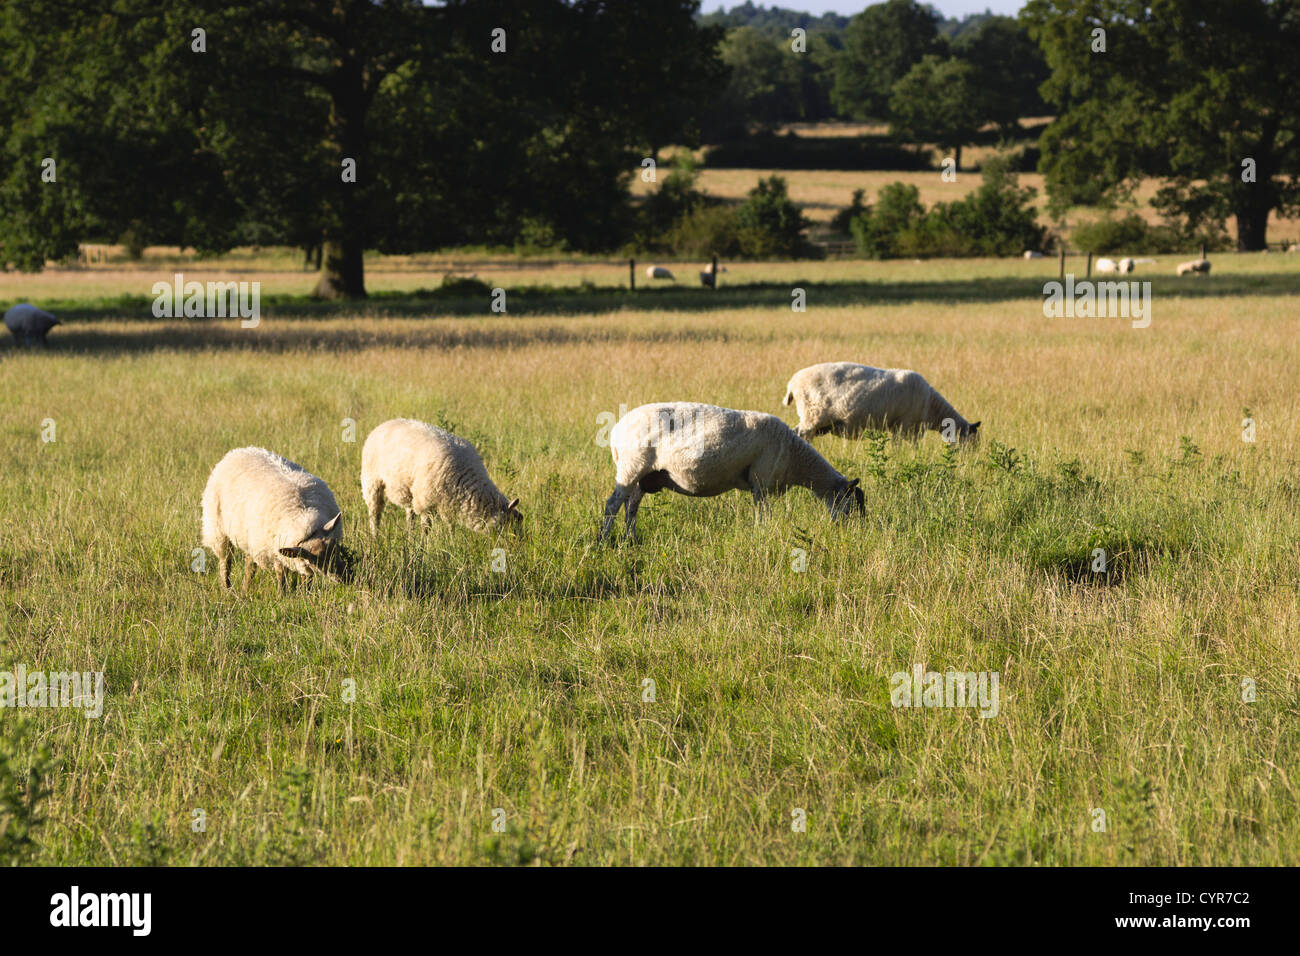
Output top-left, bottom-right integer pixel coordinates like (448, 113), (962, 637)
(634, 155), (709, 252)
(733, 176), (812, 258)
(664, 204), (742, 258)
(850, 183), (927, 259)
(828, 189), (866, 237)
(439, 274), (493, 296)
(850, 158), (1047, 259)
(1071, 212), (1232, 255)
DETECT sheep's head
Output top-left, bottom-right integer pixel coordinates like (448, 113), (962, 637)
(279, 513), (354, 582)
(829, 478), (865, 520)
(960, 421), (982, 446)
(500, 497), (524, 533)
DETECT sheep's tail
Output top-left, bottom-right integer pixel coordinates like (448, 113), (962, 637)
(782, 387), (794, 406)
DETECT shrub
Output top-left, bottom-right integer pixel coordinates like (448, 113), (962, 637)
(634, 155), (709, 252)
(664, 204), (742, 258)
(850, 158), (1046, 259)
(1071, 212), (1232, 255)
(850, 183), (927, 259)
(733, 176), (810, 258)
(828, 189), (866, 237)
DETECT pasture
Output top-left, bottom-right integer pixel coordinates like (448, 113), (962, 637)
(2, 255), (1298, 865)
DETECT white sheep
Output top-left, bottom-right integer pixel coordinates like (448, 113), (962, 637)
(4, 303), (60, 347)
(1023, 250), (1045, 259)
(361, 418), (521, 535)
(783, 362), (980, 443)
(646, 265), (675, 280)
(1118, 257), (1156, 273)
(1177, 258), (1211, 276)
(1095, 257), (1118, 273)
(599, 402), (864, 542)
(201, 447), (350, 594)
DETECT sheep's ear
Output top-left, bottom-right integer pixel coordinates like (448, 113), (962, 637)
(970, 421), (981, 433)
(321, 512), (341, 533)
(506, 498), (519, 511)
(848, 478), (860, 488)
(279, 546), (303, 559)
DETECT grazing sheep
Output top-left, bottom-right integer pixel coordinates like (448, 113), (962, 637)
(1023, 250), (1044, 259)
(599, 402), (864, 542)
(1177, 258), (1211, 276)
(361, 418), (521, 536)
(1118, 257), (1157, 273)
(201, 447), (351, 594)
(1095, 257), (1119, 273)
(783, 362), (980, 443)
(646, 265), (675, 280)
(4, 303), (60, 347)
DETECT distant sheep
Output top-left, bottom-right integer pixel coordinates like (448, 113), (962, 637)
(361, 418), (521, 535)
(201, 447), (351, 594)
(646, 265), (675, 280)
(1023, 250), (1044, 259)
(783, 362), (980, 443)
(1095, 257), (1119, 273)
(4, 303), (59, 347)
(1177, 258), (1211, 276)
(1118, 257), (1156, 273)
(599, 402), (864, 542)
(699, 262), (727, 288)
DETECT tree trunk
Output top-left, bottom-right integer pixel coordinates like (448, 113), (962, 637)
(1235, 205), (1270, 252)
(313, 50), (369, 300)
(312, 238), (365, 299)
(953, 143), (962, 172)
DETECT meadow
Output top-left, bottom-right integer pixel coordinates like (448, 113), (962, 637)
(2, 251), (1298, 866)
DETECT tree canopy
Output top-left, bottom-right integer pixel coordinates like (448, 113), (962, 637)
(0, 0), (724, 295)
(1024, 0), (1300, 249)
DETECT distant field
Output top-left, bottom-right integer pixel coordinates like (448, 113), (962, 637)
(4, 246), (1298, 308)
(2, 258), (1298, 865)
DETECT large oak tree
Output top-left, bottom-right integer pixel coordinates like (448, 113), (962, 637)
(1023, 0), (1300, 249)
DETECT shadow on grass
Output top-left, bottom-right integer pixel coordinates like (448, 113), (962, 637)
(14, 270), (1300, 353)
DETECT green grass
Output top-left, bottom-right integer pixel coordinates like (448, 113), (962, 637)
(1, 262), (1298, 865)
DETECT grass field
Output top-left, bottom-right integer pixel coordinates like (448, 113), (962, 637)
(2, 255), (1299, 865)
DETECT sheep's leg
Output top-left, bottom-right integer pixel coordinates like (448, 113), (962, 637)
(364, 482), (384, 535)
(210, 537), (232, 590)
(242, 559), (257, 594)
(600, 485), (631, 542)
(274, 563), (287, 595)
(624, 484), (645, 542)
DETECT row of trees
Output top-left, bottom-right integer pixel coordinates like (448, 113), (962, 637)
(701, 1), (1050, 164)
(1, 0), (1296, 291)
(0, 0), (724, 297)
